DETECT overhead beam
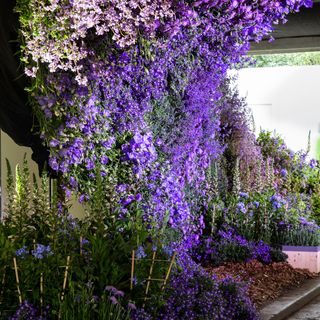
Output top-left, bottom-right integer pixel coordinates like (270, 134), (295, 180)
(250, 36), (320, 55)
(249, 2), (320, 54)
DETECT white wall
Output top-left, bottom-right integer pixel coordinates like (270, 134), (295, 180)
(237, 65), (320, 159)
(1, 131), (85, 218)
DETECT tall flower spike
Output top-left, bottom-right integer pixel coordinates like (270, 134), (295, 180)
(232, 157), (241, 196)
(218, 158), (228, 196)
(265, 157), (274, 189)
(207, 161), (219, 201)
(254, 160), (262, 193)
(269, 158), (275, 189)
(243, 160), (251, 193)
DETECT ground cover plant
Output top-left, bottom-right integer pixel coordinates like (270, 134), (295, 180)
(0, 0), (318, 319)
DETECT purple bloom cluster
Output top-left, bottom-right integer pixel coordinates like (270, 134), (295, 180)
(281, 168), (288, 177)
(237, 202), (247, 214)
(239, 192), (249, 199)
(195, 228), (272, 265)
(135, 246), (147, 259)
(10, 300), (49, 320)
(270, 194), (287, 210)
(105, 285), (125, 298)
(15, 244), (53, 260)
(16, 246), (28, 257)
(299, 216), (320, 231)
(32, 244), (52, 259)
(310, 159), (318, 169)
(18, 0), (312, 250)
(158, 263), (259, 320)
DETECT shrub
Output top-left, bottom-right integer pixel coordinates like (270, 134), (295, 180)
(158, 264), (259, 320)
(194, 228), (272, 266)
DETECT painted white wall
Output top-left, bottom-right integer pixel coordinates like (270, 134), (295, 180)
(1, 131), (85, 218)
(237, 65), (320, 159)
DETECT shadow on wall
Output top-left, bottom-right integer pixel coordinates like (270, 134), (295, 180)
(1, 130), (85, 219)
(237, 65), (320, 159)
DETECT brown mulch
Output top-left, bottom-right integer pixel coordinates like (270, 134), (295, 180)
(205, 260), (318, 309)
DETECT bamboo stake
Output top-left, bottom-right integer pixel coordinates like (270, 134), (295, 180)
(60, 256), (71, 302)
(13, 257), (22, 304)
(130, 250), (135, 291)
(0, 267), (6, 303)
(80, 236), (83, 256)
(161, 252), (176, 291)
(58, 256), (71, 320)
(143, 251), (156, 308)
(133, 258), (170, 262)
(143, 278), (166, 282)
(40, 273), (44, 315)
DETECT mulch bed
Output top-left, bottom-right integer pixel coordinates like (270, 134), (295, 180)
(205, 260), (318, 308)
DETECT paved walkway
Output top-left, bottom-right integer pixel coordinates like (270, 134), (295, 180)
(286, 294), (320, 319)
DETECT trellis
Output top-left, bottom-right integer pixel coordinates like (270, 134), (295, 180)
(130, 249), (176, 308)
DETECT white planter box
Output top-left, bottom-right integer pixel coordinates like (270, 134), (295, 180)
(282, 245), (320, 273)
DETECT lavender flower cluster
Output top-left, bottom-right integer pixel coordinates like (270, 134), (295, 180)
(158, 263), (259, 320)
(15, 244), (52, 259)
(195, 228), (272, 265)
(9, 300), (49, 320)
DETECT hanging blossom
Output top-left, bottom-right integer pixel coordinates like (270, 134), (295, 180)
(16, 0), (174, 83)
(17, 0), (312, 83)
(18, 0), (312, 248)
(35, 46), (197, 244)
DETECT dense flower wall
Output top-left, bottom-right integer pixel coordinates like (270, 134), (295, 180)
(16, 0), (312, 247)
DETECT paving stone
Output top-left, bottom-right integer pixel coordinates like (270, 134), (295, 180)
(286, 294), (320, 320)
(260, 277), (320, 320)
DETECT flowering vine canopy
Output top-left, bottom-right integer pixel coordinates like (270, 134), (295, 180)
(3, 0), (314, 248)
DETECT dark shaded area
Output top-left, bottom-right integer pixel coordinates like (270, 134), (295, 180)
(0, 0), (49, 174)
(250, 3), (320, 54)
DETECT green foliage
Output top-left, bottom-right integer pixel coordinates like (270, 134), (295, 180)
(269, 247), (288, 263)
(277, 224), (320, 246)
(252, 52), (320, 68)
(1, 157), (175, 319)
(257, 130), (320, 224)
(5, 159), (15, 217)
(257, 131), (292, 170)
(59, 286), (132, 320)
(4, 155), (33, 238)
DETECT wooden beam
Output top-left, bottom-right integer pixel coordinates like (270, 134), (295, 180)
(250, 36), (320, 55)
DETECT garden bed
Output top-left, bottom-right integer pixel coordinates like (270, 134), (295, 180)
(206, 260), (317, 308)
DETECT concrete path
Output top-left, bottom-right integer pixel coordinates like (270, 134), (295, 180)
(286, 294), (320, 319)
(260, 278), (320, 320)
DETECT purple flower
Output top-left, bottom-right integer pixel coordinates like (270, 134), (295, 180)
(135, 246), (147, 259)
(280, 168), (287, 177)
(81, 238), (90, 245)
(270, 194), (285, 210)
(105, 286), (124, 297)
(120, 195), (135, 206)
(32, 244), (52, 259)
(236, 202), (247, 214)
(253, 201), (260, 209)
(16, 246), (28, 257)
(109, 296), (118, 305)
(310, 159), (317, 169)
(101, 155), (109, 165)
(128, 302), (137, 310)
(135, 193), (142, 202)
(10, 300), (48, 320)
(239, 192), (249, 199)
